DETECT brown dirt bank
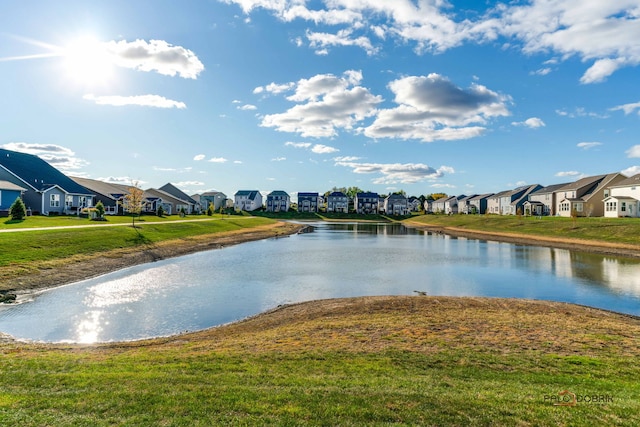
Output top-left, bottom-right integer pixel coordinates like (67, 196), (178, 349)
(405, 220), (640, 259)
(3, 221), (305, 294)
(7, 296), (639, 355)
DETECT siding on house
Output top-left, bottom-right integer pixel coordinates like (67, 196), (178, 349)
(603, 174), (640, 218)
(0, 180), (27, 211)
(234, 190), (263, 211)
(555, 173), (627, 217)
(355, 192), (379, 214)
(384, 194), (408, 215)
(297, 192), (319, 212)
(327, 191), (349, 213)
(266, 190), (290, 212)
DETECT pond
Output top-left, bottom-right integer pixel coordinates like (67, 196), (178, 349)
(1, 222), (639, 343)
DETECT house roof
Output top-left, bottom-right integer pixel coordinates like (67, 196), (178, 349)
(469, 193), (494, 201)
(234, 190), (261, 200)
(458, 194), (477, 203)
(328, 191), (347, 197)
(386, 193), (407, 201)
(201, 191), (226, 197)
(356, 192), (379, 198)
(530, 182), (570, 195)
(71, 176), (131, 200)
(489, 190), (512, 200)
(159, 183), (198, 205)
(298, 192), (319, 197)
(0, 148), (93, 195)
(556, 173), (624, 202)
(433, 196), (452, 203)
(144, 188), (192, 205)
(0, 180), (27, 192)
(608, 173), (640, 188)
(557, 174), (607, 192)
(267, 190), (290, 197)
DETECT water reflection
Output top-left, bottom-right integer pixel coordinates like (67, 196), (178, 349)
(0, 222), (639, 343)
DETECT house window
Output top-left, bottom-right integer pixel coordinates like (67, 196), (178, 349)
(575, 203), (583, 212)
(621, 202), (626, 212)
(50, 194), (60, 207)
(65, 195), (73, 207)
(604, 190), (609, 198)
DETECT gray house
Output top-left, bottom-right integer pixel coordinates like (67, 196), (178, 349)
(0, 148), (94, 215)
(524, 183), (569, 216)
(467, 193), (493, 214)
(159, 183), (200, 213)
(384, 193), (408, 215)
(266, 190), (290, 212)
(457, 194), (478, 214)
(71, 176), (132, 215)
(327, 191), (349, 213)
(355, 192), (379, 214)
(297, 192), (319, 212)
(194, 191), (227, 212)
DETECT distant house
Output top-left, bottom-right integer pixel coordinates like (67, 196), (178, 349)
(432, 195), (465, 214)
(194, 191), (227, 212)
(297, 192), (319, 212)
(432, 196), (452, 214)
(266, 191), (290, 212)
(0, 180), (27, 212)
(327, 191), (349, 213)
(159, 183), (200, 214)
(500, 184), (542, 215)
(234, 190), (263, 211)
(355, 192), (379, 214)
(486, 191), (509, 214)
(555, 173), (627, 217)
(423, 198), (434, 213)
(407, 196), (422, 212)
(603, 174), (640, 218)
(457, 194), (478, 214)
(468, 193), (493, 214)
(71, 176), (131, 215)
(384, 194), (408, 215)
(524, 183), (569, 216)
(145, 188), (194, 215)
(0, 148), (94, 215)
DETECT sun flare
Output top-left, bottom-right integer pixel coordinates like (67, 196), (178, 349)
(62, 36), (114, 87)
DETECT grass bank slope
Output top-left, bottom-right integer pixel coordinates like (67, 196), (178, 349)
(1, 296), (639, 426)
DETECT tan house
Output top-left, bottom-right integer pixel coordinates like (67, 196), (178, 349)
(555, 173), (627, 217)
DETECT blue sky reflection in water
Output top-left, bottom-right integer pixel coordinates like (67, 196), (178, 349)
(1, 222), (639, 343)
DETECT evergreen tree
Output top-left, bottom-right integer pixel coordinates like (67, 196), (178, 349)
(9, 197), (27, 220)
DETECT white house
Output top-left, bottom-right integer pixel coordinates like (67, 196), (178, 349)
(603, 174), (640, 218)
(234, 190), (263, 211)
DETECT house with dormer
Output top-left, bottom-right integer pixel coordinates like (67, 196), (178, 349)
(384, 193), (408, 215)
(234, 190), (263, 211)
(0, 148), (94, 215)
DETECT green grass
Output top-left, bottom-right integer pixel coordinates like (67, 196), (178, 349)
(0, 213), (218, 229)
(1, 296), (639, 426)
(405, 214), (640, 246)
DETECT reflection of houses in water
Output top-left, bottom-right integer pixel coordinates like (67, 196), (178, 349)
(601, 258), (640, 297)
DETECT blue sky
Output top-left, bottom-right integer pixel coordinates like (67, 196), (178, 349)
(2, 1), (640, 200)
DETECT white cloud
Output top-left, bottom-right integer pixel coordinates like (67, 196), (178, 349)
(555, 171), (581, 177)
(83, 94), (186, 109)
(555, 107), (609, 119)
(336, 161), (454, 184)
(233, 160), (243, 164)
(97, 176), (146, 186)
(193, 154), (206, 161)
(238, 104), (257, 110)
(622, 166), (640, 176)
(285, 142), (312, 149)
(311, 144), (339, 154)
(208, 157), (228, 163)
(261, 70), (382, 138)
(531, 67), (552, 76)
(1, 142), (89, 172)
(365, 73), (511, 142)
(333, 156), (361, 162)
(224, 1), (640, 82)
(103, 39), (204, 79)
(610, 101), (640, 115)
(512, 117), (545, 128)
(577, 142), (602, 150)
(627, 145), (640, 158)
(175, 181), (205, 187)
(271, 157), (286, 161)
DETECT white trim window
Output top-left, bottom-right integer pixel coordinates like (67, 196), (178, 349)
(65, 195), (73, 207)
(50, 194), (60, 207)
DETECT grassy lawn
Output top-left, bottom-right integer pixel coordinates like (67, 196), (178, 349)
(0, 213), (226, 229)
(1, 296), (638, 426)
(405, 214), (640, 247)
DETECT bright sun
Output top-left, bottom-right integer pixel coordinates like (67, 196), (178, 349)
(62, 36), (114, 87)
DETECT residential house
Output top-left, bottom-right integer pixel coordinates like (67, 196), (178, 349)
(486, 191), (510, 214)
(193, 191), (227, 212)
(145, 188), (193, 215)
(327, 191), (349, 213)
(407, 196), (422, 212)
(266, 190), (290, 212)
(457, 194), (478, 214)
(432, 195), (465, 214)
(524, 183), (568, 216)
(467, 193), (493, 214)
(355, 192), (379, 214)
(500, 184), (542, 215)
(384, 193), (408, 215)
(603, 174), (640, 218)
(297, 192), (319, 212)
(234, 190), (263, 211)
(0, 180), (27, 213)
(423, 198), (434, 213)
(71, 176), (132, 215)
(555, 173), (627, 217)
(159, 183), (200, 214)
(0, 148), (94, 215)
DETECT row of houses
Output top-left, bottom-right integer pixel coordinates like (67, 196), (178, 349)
(428, 172), (640, 218)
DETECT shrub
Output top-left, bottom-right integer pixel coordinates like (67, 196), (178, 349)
(9, 197), (27, 221)
(157, 205), (165, 217)
(94, 201), (105, 219)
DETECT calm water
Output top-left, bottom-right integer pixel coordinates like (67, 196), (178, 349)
(1, 222), (640, 343)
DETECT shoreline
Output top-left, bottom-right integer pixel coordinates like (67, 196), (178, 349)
(4, 221), (307, 295)
(404, 220), (640, 259)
